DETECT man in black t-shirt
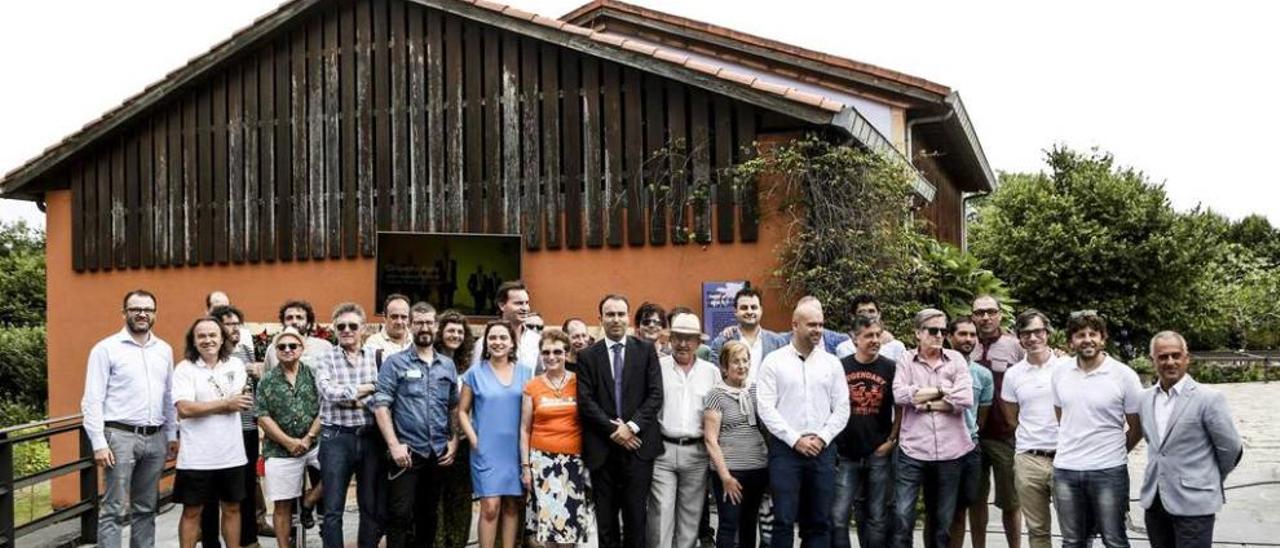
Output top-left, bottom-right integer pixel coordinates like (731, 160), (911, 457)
(832, 315), (901, 548)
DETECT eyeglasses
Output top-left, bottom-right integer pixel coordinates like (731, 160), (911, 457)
(410, 320), (436, 328)
(540, 349), (566, 356)
(923, 327), (950, 336)
(971, 308), (1000, 318)
(1154, 352), (1186, 361)
(640, 318), (664, 328)
(334, 322), (360, 332)
(276, 343), (300, 351)
(1017, 328), (1047, 338)
(524, 324), (544, 332)
(125, 307), (156, 315)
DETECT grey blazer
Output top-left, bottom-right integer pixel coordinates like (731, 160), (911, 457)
(1138, 377), (1243, 516)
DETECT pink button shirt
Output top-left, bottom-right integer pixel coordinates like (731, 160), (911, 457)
(893, 348), (975, 461)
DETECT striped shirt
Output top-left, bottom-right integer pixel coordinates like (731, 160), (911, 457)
(313, 346), (379, 427)
(704, 385), (768, 471)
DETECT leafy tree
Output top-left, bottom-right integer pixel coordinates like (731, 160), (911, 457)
(970, 147), (1209, 356)
(0, 221), (46, 327)
(1225, 214), (1280, 266)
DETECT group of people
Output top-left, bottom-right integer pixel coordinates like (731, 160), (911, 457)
(81, 282), (1243, 548)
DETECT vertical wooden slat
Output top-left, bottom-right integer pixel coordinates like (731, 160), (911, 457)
(499, 28), (519, 233)
(325, 5), (341, 258)
(444, 14), (464, 233)
(540, 44), (561, 250)
(154, 112), (170, 266)
(357, 2), (375, 256)
(644, 74), (666, 245)
(113, 139), (128, 267)
(560, 50), (582, 249)
(168, 106), (185, 266)
(407, 4), (428, 232)
(667, 81), (688, 244)
(290, 27), (308, 261)
(426, 8), (445, 232)
(736, 104), (758, 242)
(307, 14), (326, 260)
(97, 152), (113, 269)
(463, 21), (483, 233)
(581, 57), (601, 247)
(689, 88), (711, 244)
(373, 0), (392, 233)
(139, 123), (154, 267)
(602, 62), (623, 247)
(276, 35), (294, 262)
(213, 75), (229, 264)
(340, 3), (359, 257)
(300, 21), (319, 261)
(714, 95), (734, 243)
(492, 28), (510, 234)
(198, 86), (215, 264)
(228, 67), (246, 263)
(244, 54), (260, 262)
(389, 0), (409, 231)
(520, 37), (541, 248)
(70, 166), (84, 271)
(262, 43), (280, 262)
(84, 158), (99, 271)
(623, 68), (644, 246)
(184, 95), (199, 265)
(125, 134), (141, 268)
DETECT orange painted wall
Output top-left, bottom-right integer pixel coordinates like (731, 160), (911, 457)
(44, 184), (798, 503)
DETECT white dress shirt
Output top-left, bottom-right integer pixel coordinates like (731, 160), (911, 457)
(1000, 355), (1063, 452)
(80, 329), (177, 451)
(1153, 374), (1190, 437)
(657, 355), (720, 438)
(756, 343), (850, 447)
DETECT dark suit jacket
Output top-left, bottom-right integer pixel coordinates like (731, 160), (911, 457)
(577, 335), (665, 469)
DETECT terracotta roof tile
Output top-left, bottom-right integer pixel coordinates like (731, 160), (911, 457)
(683, 58), (721, 76)
(717, 70), (757, 87)
(531, 15), (566, 30)
(619, 39), (658, 56)
(750, 79), (790, 97)
(783, 88), (826, 108)
(473, 0), (507, 14)
(561, 23), (593, 37)
(502, 6), (537, 21)
(652, 49), (689, 65)
(589, 31), (626, 47)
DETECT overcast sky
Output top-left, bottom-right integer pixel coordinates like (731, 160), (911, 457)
(2, 0), (1277, 230)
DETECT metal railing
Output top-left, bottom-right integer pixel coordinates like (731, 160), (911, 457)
(0, 414), (174, 547)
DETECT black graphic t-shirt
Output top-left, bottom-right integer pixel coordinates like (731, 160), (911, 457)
(835, 354), (897, 460)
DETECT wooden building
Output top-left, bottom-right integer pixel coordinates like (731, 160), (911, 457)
(0, 0), (993, 504)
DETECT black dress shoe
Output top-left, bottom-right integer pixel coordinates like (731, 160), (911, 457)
(300, 505), (315, 529)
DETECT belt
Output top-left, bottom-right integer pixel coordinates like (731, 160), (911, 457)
(323, 424), (377, 436)
(1025, 449), (1056, 459)
(662, 436), (704, 446)
(105, 421), (162, 436)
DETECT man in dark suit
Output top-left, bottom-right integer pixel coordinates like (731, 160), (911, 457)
(578, 294), (665, 548)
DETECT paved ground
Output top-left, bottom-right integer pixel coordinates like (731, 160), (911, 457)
(40, 381), (1278, 547)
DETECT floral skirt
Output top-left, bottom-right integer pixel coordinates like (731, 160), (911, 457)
(525, 449), (593, 543)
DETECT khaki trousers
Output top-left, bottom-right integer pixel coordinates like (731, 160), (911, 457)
(1013, 452), (1055, 548)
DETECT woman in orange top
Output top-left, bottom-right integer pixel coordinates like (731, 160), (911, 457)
(519, 329), (593, 546)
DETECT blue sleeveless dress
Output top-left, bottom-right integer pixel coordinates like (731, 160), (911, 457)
(461, 360), (532, 497)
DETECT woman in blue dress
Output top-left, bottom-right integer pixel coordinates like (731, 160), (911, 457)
(459, 320), (532, 548)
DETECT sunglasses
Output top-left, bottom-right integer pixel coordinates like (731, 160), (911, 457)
(640, 318), (664, 327)
(524, 324), (544, 332)
(334, 322), (360, 332)
(923, 327), (950, 336)
(540, 349), (566, 356)
(276, 343), (300, 351)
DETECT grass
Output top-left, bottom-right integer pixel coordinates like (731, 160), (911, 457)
(13, 480), (54, 527)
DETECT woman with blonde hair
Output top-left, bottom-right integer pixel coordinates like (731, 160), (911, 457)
(703, 340), (769, 548)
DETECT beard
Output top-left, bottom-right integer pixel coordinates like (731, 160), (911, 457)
(126, 318), (152, 335)
(415, 331), (434, 348)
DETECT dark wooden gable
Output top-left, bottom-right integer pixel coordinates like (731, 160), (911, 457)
(63, 0), (769, 272)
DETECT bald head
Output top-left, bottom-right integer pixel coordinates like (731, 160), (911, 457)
(791, 299), (825, 354)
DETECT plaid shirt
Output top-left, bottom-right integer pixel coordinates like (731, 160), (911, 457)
(313, 345), (379, 427)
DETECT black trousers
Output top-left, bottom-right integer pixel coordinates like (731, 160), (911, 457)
(201, 429), (259, 547)
(590, 448), (655, 548)
(1145, 494), (1215, 548)
(385, 451), (444, 548)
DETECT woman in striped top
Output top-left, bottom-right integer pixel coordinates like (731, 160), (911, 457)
(703, 340), (769, 548)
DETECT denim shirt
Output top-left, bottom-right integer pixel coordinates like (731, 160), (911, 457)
(370, 348), (458, 456)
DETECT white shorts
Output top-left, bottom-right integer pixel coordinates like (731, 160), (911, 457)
(263, 448), (321, 502)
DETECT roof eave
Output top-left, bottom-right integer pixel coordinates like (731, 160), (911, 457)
(943, 92), (997, 192)
(830, 108), (937, 202)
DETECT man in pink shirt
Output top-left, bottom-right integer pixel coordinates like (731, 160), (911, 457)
(892, 308), (975, 548)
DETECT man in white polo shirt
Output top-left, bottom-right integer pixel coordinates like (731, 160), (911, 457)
(1000, 310), (1062, 548)
(648, 312), (721, 548)
(1051, 311), (1143, 548)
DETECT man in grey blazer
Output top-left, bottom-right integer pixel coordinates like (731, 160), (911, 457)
(1139, 331), (1243, 548)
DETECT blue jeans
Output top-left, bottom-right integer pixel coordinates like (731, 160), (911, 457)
(319, 426), (384, 548)
(831, 453), (891, 548)
(767, 436), (836, 548)
(1054, 465), (1130, 548)
(710, 468), (769, 548)
(893, 449), (964, 548)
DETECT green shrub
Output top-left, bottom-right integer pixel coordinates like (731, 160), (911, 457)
(0, 326), (46, 409)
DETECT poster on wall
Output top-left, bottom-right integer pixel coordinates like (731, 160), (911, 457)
(376, 232), (522, 317)
(702, 281), (748, 337)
